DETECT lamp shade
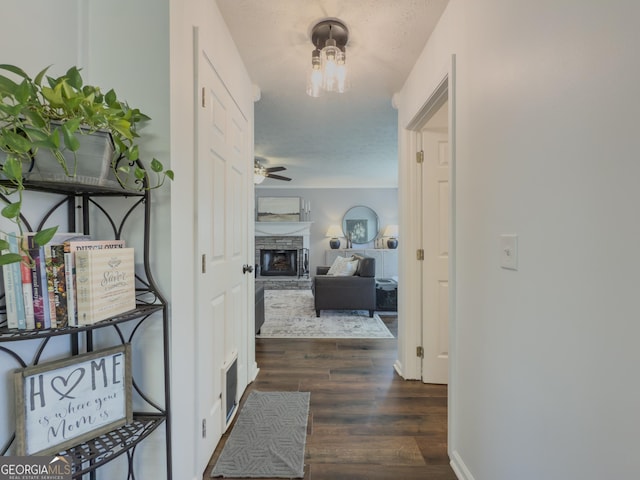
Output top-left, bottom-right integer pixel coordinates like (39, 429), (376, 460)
(254, 161), (267, 184)
(326, 225), (343, 238)
(383, 225), (398, 238)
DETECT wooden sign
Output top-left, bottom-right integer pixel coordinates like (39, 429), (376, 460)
(14, 344), (132, 456)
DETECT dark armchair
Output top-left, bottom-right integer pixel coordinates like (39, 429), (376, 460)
(312, 254), (376, 317)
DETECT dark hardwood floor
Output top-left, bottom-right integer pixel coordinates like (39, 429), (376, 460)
(204, 315), (457, 480)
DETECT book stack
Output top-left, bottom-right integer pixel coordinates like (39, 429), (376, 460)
(1, 234), (137, 330)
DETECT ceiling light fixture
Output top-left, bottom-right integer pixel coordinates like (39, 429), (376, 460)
(307, 19), (349, 97)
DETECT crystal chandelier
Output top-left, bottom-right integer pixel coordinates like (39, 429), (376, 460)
(306, 19), (349, 97)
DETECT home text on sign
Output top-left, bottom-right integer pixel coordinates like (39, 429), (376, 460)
(14, 344), (132, 456)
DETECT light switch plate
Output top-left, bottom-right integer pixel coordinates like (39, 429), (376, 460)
(500, 234), (518, 270)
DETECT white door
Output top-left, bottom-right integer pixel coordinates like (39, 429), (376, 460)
(194, 41), (250, 470)
(420, 102), (449, 384)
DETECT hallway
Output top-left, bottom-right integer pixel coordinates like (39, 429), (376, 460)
(205, 316), (457, 479)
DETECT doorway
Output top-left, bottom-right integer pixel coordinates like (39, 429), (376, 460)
(400, 70), (454, 386)
(420, 100), (450, 385)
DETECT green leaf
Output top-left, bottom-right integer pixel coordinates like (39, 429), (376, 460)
(2, 157), (23, 181)
(110, 119), (133, 141)
(3, 130), (31, 153)
(41, 85), (63, 106)
(64, 118), (82, 133)
(21, 109), (46, 129)
(150, 158), (164, 173)
(66, 66), (83, 90)
(105, 89), (117, 106)
(128, 145), (139, 161)
(0, 252), (22, 266)
(134, 167), (146, 180)
(22, 126), (49, 142)
(34, 226), (58, 247)
(165, 169), (175, 181)
(49, 128), (61, 148)
(0, 64), (30, 79)
(14, 80), (32, 103)
(60, 79), (76, 100)
(61, 123), (80, 151)
(1, 201), (22, 219)
(0, 74), (19, 96)
(0, 103), (22, 117)
(33, 66), (52, 86)
(0, 239), (9, 251)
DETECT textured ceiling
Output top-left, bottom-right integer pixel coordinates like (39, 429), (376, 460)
(216, 0), (449, 188)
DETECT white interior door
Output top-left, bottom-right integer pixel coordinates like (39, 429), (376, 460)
(420, 102), (449, 384)
(194, 39), (250, 471)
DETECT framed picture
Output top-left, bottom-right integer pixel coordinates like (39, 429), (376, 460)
(257, 197), (300, 222)
(345, 219), (368, 244)
(14, 344), (132, 456)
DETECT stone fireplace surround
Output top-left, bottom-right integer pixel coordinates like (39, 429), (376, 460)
(255, 222), (313, 289)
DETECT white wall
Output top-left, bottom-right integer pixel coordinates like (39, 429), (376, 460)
(255, 187), (398, 273)
(398, 1), (640, 479)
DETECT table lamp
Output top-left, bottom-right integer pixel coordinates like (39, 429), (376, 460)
(383, 224), (399, 249)
(325, 225), (343, 249)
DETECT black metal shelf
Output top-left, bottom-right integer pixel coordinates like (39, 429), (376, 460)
(0, 179), (171, 479)
(0, 304), (163, 342)
(61, 414), (165, 479)
(0, 178), (146, 197)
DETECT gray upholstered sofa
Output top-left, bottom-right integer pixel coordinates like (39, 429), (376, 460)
(312, 253), (376, 317)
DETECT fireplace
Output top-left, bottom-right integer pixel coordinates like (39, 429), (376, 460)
(260, 249), (298, 276)
(254, 222), (312, 287)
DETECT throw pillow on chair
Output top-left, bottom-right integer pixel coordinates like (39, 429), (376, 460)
(327, 256), (359, 276)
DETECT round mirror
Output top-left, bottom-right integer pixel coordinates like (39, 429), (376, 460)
(342, 205), (379, 244)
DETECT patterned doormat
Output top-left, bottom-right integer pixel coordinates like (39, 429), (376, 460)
(259, 289), (394, 339)
(211, 391), (310, 478)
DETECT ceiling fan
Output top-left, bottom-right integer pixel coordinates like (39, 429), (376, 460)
(254, 158), (291, 183)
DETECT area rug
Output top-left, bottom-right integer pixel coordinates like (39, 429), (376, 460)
(259, 289), (394, 339)
(211, 391), (310, 478)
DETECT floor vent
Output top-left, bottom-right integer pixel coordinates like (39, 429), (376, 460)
(222, 353), (238, 429)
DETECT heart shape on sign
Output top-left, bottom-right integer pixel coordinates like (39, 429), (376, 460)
(51, 368), (86, 400)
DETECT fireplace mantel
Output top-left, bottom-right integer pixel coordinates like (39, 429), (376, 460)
(254, 221), (313, 237)
(254, 222), (313, 269)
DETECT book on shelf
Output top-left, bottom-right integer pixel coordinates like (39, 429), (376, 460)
(24, 233), (86, 329)
(26, 243), (48, 329)
(75, 247), (136, 325)
(50, 244), (68, 328)
(20, 256), (35, 330)
(44, 234), (88, 328)
(65, 239), (124, 327)
(1, 232), (26, 330)
(43, 245), (58, 327)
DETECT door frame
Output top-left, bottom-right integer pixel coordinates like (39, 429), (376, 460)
(398, 54), (457, 459)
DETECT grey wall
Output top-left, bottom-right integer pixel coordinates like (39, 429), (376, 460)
(255, 187), (398, 274)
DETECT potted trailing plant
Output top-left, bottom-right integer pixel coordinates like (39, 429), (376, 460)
(0, 64), (174, 264)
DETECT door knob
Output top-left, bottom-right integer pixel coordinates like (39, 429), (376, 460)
(243, 264), (254, 274)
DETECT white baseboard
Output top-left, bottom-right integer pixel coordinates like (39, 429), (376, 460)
(450, 449), (475, 480)
(251, 362), (260, 382)
(393, 359), (404, 377)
